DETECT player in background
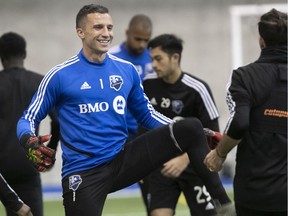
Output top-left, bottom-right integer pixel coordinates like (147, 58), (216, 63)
(0, 32), (60, 216)
(109, 14), (154, 214)
(17, 4), (232, 216)
(204, 8), (287, 216)
(0, 173), (33, 216)
(109, 14), (154, 140)
(142, 34), (232, 216)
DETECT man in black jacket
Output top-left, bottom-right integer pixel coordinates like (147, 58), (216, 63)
(204, 8), (287, 216)
(0, 32), (59, 216)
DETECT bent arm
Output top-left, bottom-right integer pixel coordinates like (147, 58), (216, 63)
(204, 69), (251, 171)
(17, 71), (59, 140)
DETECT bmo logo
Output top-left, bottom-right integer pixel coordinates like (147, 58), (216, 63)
(79, 102), (109, 113)
(78, 95), (126, 114)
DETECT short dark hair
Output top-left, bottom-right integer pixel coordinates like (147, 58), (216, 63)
(0, 32), (26, 60)
(148, 34), (183, 59)
(258, 8), (287, 47)
(76, 4), (109, 28)
(128, 14), (152, 31)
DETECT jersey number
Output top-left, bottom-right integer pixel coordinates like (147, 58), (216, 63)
(194, 185), (212, 204)
(99, 79), (104, 89)
(161, 97), (170, 108)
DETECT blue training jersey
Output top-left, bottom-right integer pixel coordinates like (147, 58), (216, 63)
(109, 43), (154, 137)
(17, 50), (172, 178)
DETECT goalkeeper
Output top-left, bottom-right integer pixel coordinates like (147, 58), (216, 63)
(17, 4), (232, 216)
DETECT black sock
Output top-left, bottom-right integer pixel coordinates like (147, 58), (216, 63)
(172, 117), (231, 205)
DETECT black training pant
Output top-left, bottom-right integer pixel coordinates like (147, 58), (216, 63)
(62, 118), (229, 216)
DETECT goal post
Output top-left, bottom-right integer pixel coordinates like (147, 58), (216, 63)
(230, 3), (287, 70)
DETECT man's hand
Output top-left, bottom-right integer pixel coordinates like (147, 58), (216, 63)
(21, 134), (56, 172)
(203, 128), (222, 149)
(204, 149), (226, 172)
(16, 203), (33, 216)
(204, 134), (240, 172)
(161, 154), (190, 178)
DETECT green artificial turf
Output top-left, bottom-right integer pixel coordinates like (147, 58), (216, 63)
(0, 192), (233, 215)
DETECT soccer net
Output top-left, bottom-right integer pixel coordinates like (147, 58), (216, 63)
(230, 3), (287, 70)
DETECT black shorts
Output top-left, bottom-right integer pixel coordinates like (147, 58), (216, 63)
(148, 165), (216, 216)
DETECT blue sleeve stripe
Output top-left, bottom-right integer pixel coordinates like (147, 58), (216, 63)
(24, 56), (79, 131)
(182, 74), (219, 120)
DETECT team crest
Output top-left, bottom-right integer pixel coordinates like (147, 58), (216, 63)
(69, 175), (82, 191)
(172, 100), (184, 114)
(110, 75), (123, 91)
(113, 95), (126, 115)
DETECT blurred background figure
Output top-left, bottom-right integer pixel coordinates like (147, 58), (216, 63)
(0, 32), (59, 216)
(109, 14), (154, 139)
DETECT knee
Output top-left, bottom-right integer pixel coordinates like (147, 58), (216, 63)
(171, 117), (206, 150)
(171, 117), (207, 152)
(174, 117), (203, 137)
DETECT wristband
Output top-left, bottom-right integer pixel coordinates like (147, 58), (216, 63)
(20, 133), (34, 147)
(216, 148), (226, 159)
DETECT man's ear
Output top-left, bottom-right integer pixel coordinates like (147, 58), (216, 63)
(77, 28), (85, 39)
(172, 53), (180, 63)
(259, 36), (266, 49)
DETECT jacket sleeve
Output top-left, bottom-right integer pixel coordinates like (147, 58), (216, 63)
(17, 68), (60, 140)
(0, 173), (23, 212)
(224, 69), (251, 139)
(193, 81), (220, 131)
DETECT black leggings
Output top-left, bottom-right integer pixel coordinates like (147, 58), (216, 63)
(63, 118), (230, 216)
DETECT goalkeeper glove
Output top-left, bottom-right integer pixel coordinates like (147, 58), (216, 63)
(203, 128), (222, 150)
(20, 134), (56, 172)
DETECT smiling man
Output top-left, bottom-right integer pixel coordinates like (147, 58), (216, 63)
(17, 4), (232, 216)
